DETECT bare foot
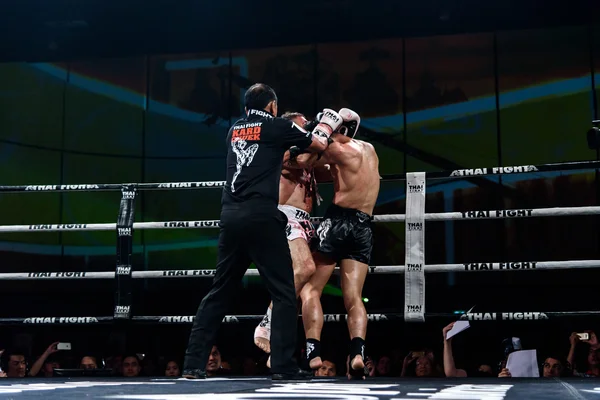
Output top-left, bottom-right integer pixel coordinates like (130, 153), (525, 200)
(350, 355), (364, 371)
(254, 336), (271, 354)
(309, 356), (323, 370)
(254, 326), (271, 354)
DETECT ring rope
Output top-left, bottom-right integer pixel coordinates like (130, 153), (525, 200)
(5, 206), (600, 233)
(1, 159), (599, 193)
(3, 260), (599, 281)
(2, 159), (600, 325)
(1, 310), (599, 325)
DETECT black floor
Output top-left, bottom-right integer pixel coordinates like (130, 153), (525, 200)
(1, 377), (599, 399)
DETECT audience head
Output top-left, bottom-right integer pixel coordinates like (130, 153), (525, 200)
(80, 356), (98, 369)
(1, 349), (27, 378)
(206, 346), (222, 376)
(122, 355), (142, 377)
(42, 356), (60, 377)
(542, 356), (565, 378)
(165, 360), (181, 377)
(315, 359), (337, 377)
(415, 355), (435, 377)
(376, 356), (391, 376)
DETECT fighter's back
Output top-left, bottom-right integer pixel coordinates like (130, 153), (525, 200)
(330, 139), (380, 215)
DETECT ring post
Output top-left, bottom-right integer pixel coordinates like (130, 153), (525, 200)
(405, 172), (426, 322)
(114, 184), (137, 321)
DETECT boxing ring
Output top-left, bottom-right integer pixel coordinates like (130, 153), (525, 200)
(1, 159), (600, 399)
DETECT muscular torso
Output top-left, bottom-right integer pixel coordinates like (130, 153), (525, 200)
(330, 140), (380, 215)
(279, 168), (314, 213)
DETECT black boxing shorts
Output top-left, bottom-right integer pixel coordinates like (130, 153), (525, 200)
(314, 203), (374, 265)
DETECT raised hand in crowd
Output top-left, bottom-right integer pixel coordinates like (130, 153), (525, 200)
(29, 342), (63, 377)
(568, 332), (600, 377)
(364, 357), (376, 377)
(442, 322), (467, 378)
(0, 350), (5, 378)
(401, 351), (421, 377)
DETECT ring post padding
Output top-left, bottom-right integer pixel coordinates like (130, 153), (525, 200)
(405, 172), (426, 322)
(114, 184), (136, 320)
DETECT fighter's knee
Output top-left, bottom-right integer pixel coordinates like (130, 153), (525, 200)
(301, 257), (316, 278)
(343, 294), (364, 310)
(300, 284), (319, 303)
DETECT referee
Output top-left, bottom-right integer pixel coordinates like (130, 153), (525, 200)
(183, 83), (342, 380)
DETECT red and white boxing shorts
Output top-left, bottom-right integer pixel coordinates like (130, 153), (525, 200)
(277, 205), (315, 242)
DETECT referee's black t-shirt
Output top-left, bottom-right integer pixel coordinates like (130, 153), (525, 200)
(221, 109), (313, 207)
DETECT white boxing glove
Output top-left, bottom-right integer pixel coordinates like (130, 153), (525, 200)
(311, 108), (342, 139)
(338, 108), (360, 138)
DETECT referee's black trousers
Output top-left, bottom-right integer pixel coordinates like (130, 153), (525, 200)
(183, 203), (299, 374)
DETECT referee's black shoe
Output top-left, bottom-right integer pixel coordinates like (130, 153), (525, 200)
(272, 368), (314, 380)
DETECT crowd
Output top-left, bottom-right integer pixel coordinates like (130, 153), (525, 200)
(2, 325), (598, 379)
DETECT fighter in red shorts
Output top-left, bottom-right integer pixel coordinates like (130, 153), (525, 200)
(253, 111), (321, 359)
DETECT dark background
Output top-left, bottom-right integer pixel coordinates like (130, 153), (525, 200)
(0, 0), (599, 372)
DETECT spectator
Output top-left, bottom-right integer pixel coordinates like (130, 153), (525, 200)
(315, 360), (336, 377)
(499, 356), (567, 378)
(568, 332), (600, 377)
(29, 342), (64, 377)
(164, 360), (181, 377)
(442, 322), (466, 377)
(206, 346), (223, 377)
(41, 357), (60, 377)
(122, 355), (142, 377)
(1, 349), (27, 378)
(375, 356), (392, 377)
(542, 356), (567, 378)
(402, 350), (439, 377)
(80, 356), (98, 369)
(365, 357), (376, 377)
(0, 349), (5, 378)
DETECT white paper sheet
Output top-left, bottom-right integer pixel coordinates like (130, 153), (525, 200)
(446, 320), (470, 340)
(506, 349), (539, 377)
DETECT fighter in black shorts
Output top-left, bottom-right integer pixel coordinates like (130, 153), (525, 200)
(316, 204), (373, 266)
(287, 108), (381, 378)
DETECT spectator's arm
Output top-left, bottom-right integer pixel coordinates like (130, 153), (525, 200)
(567, 332), (579, 370)
(365, 358), (376, 377)
(29, 342), (59, 377)
(401, 352), (417, 377)
(0, 349), (5, 378)
(442, 323), (467, 377)
(498, 368), (512, 378)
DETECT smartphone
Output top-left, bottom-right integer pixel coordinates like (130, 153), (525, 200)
(412, 351), (425, 358)
(576, 333), (590, 341)
(57, 342), (71, 351)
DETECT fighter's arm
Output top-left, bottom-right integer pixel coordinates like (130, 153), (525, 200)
(278, 109), (343, 154)
(283, 148), (319, 170)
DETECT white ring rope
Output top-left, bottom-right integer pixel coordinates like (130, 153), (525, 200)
(4, 206), (599, 233)
(2, 260), (598, 281)
(2, 160), (600, 325)
(2, 159), (599, 193)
